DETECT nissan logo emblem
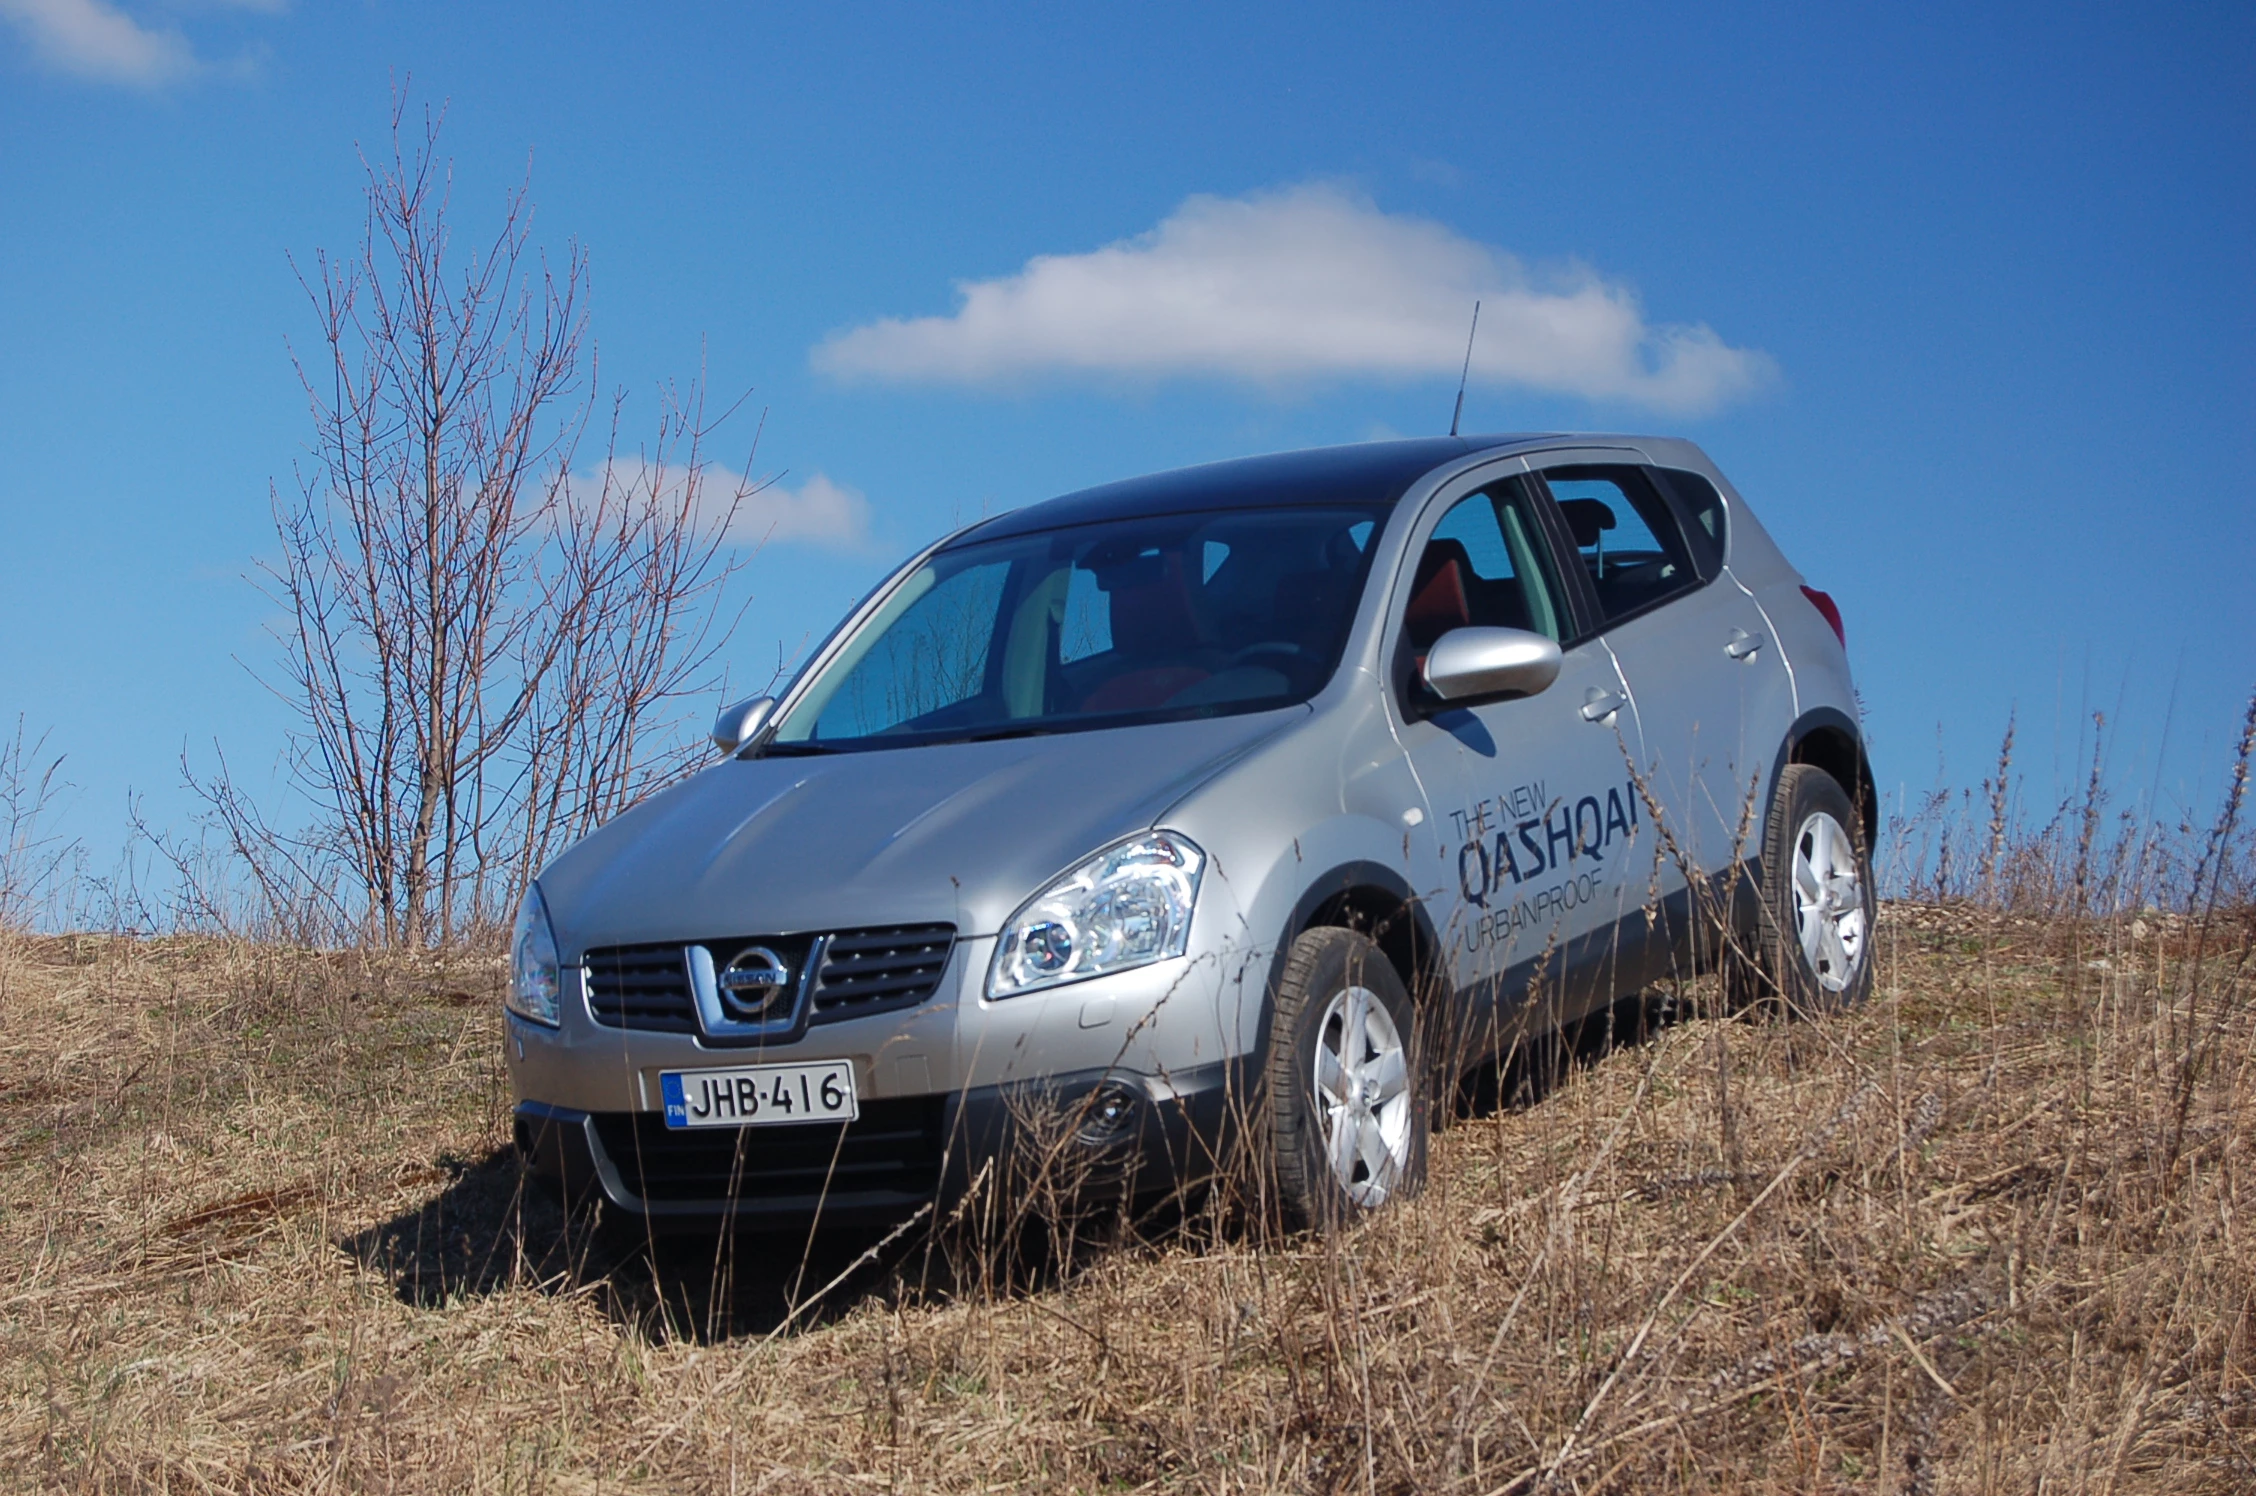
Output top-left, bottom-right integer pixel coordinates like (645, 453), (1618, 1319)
(716, 945), (791, 1016)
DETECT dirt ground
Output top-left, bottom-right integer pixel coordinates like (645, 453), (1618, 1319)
(2, 901), (2250, 1493)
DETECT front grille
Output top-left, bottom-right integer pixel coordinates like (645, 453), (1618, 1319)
(590, 1098), (947, 1203)
(584, 942), (697, 1033)
(811, 924), (957, 1019)
(584, 924), (957, 1036)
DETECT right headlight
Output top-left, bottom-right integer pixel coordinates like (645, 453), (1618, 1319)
(507, 883), (563, 1027)
(988, 831), (1205, 999)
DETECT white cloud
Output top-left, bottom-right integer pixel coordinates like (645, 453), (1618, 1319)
(814, 184), (1775, 415)
(0, 0), (199, 86)
(569, 461), (872, 554)
(726, 472), (872, 552)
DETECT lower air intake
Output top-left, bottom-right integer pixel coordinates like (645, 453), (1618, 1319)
(589, 1098), (947, 1204)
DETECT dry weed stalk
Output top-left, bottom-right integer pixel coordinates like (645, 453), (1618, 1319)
(3, 698), (2253, 1492)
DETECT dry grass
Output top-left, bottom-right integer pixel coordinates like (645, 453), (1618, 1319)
(2, 897), (2251, 1494)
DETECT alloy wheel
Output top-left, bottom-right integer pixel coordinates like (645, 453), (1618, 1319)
(1790, 809), (1868, 993)
(1311, 984), (1413, 1207)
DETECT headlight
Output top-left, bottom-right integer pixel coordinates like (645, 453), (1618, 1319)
(508, 883), (563, 1027)
(989, 832), (1204, 999)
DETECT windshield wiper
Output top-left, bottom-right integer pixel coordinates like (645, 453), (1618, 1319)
(960, 724), (1063, 744)
(764, 724), (1061, 753)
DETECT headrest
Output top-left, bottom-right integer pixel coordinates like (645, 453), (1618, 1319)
(1558, 497), (1618, 548)
(1103, 550), (1201, 656)
(1405, 538), (1473, 648)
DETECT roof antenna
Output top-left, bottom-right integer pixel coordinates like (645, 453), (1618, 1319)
(1449, 299), (1481, 437)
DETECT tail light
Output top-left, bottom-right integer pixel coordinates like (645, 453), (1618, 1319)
(1801, 585), (1845, 648)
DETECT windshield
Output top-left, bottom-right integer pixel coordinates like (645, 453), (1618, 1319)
(770, 505), (1384, 749)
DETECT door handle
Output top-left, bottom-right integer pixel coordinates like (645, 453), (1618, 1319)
(1580, 687), (1626, 724)
(1725, 627), (1765, 660)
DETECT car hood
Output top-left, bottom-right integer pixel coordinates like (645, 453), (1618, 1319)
(537, 708), (1304, 952)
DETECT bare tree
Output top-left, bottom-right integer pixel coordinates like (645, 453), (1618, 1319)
(236, 94), (750, 947)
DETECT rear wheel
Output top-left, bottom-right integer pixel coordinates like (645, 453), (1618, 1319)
(1754, 764), (1875, 1016)
(1265, 926), (1428, 1229)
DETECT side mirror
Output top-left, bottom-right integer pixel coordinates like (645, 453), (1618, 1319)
(711, 695), (776, 756)
(1422, 627), (1563, 703)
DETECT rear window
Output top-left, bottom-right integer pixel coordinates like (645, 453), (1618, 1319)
(1653, 467), (1728, 576)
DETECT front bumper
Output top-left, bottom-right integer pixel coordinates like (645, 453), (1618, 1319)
(515, 1061), (1245, 1230)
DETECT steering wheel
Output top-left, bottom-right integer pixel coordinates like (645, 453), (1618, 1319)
(1226, 640), (1304, 667)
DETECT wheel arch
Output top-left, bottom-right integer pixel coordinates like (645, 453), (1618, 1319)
(1771, 707), (1877, 847)
(1253, 862), (1444, 1051)
(1296, 864), (1443, 1002)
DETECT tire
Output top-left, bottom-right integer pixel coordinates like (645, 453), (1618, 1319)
(1753, 764), (1876, 1017)
(1264, 926), (1429, 1230)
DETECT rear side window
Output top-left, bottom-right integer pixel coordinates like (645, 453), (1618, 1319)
(1541, 466), (1702, 626)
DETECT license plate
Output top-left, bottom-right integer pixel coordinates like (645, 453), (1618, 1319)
(660, 1061), (858, 1129)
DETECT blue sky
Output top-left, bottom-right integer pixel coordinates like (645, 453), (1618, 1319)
(2, 1), (2252, 883)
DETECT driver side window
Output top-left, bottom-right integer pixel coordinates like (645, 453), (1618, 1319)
(1404, 479), (1568, 661)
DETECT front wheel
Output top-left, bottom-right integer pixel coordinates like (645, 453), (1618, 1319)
(1754, 764), (1876, 1016)
(1264, 926), (1428, 1230)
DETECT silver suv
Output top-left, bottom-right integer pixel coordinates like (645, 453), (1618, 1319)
(507, 435), (1874, 1230)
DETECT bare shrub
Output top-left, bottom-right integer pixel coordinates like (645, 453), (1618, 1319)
(209, 91), (754, 948)
(0, 716), (75, 934)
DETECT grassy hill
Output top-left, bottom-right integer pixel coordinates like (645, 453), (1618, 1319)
(3, 899), (2250, 1493)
